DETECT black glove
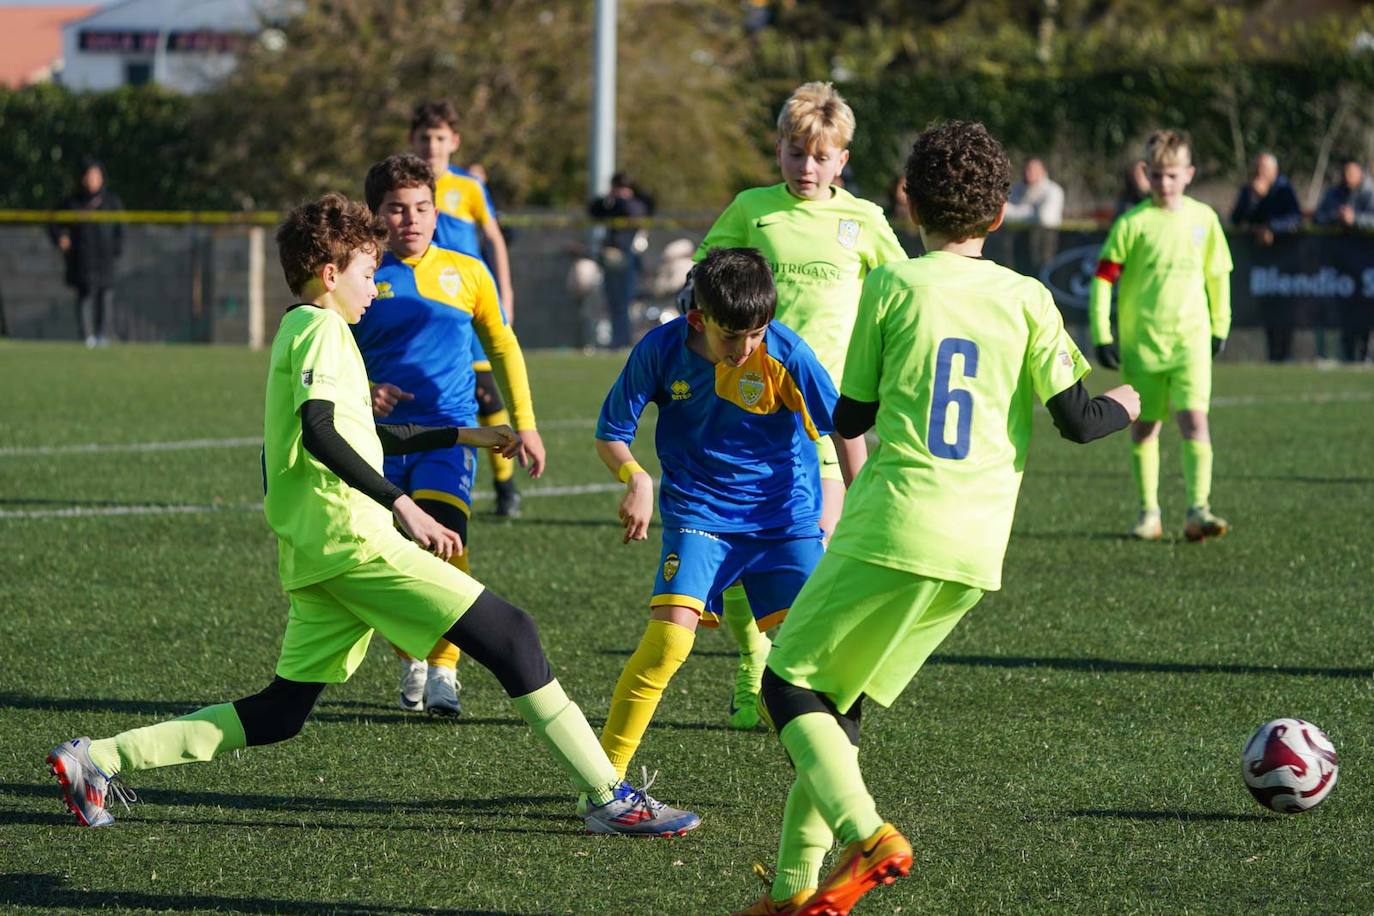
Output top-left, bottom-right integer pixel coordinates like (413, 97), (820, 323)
(1212, 336), (1226, 357)
(1095, 343), (1120, 370)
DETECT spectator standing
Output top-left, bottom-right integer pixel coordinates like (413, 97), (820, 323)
(589, 173), (654, 348)
(50, 159), (124, 347)
(1232, 153), (1304, 362)
(1005, 157), (1064, 276)
(1314, 158), (1374, 362)
(1115, 160), (1151, 217)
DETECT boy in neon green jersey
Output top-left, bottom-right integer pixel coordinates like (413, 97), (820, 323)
(694, 82), (907, 730)
(1090, 129), (1233, 542)
(733, 122), (1139, 915)
(44, 192), (699, 838)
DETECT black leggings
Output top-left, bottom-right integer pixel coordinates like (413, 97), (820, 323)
(473, 369), (505, 417)
(234, 590), (553, 746)
(761, 667), (864, 748)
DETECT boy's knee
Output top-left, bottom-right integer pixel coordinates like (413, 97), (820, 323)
(236, 678), (323, 746)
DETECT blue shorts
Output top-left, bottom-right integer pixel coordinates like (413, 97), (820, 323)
(384, 443), (477, 515)
(650, 526), (825, 630)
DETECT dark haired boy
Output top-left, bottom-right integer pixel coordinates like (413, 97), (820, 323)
(591, 246), (849, 827)
(46, 193), (693, 837)
(409, 99), (523, 519)
(735, 123), (1140, 915)
(357, 153), (545, 717)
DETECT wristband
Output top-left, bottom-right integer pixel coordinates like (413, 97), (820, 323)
(617, 460), (646, 483)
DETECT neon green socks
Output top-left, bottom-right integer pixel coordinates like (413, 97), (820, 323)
(89, 702), (246, 776)
(723, 585), (770, 728)
(779, 712), (882, 847)
(773, 777), (832, 900)
(1131, 438), (1160, 512)
(1181, 438), (1213, 508)
(513, 679), (619, 806)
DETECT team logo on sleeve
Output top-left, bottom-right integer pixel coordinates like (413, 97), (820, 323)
(670, 380), (692, 400)
(439, 267), (462, 298)
(738, 370), (765, 406)
(1059, 349), (1074, 368)
(663, 553), (680, 582)
(837, 219), (861, 250)
(301, 369), (313, 386)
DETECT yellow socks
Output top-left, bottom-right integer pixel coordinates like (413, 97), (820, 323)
(779, 712), (882, 847)
(1181, 438), (1213, 508)
(512, 679), (619, 805)
(1131, 438), (1160, 512)
(600, 618), (696, 779)
(90, 703), (246, 776)
(481, 409), (516, 483)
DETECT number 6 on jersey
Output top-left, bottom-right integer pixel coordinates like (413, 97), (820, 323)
(929, 337), (978, 460)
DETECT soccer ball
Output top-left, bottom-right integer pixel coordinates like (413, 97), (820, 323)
(1240, 718), (1338, 813)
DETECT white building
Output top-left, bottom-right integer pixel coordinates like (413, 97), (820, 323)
(59, 0), (286, 93)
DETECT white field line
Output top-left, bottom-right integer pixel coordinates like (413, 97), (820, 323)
(0, 418), (598, 459)
(0, 481), (624, 520)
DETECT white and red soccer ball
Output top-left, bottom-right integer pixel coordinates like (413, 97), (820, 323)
(1241, 718), (1338, 813)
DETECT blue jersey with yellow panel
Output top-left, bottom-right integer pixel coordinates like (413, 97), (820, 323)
(352, 244), (535, 430)
(597, 316), (837, 535)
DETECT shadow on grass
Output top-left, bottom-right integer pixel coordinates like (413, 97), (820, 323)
(1034, 469), (1373, 486)
(597, 648), (741, 659)
(0, 782), (568, 819)
(1064, 808), (1269, 823)
(0, 873), (533, 915)
(928, 654), (1372, 679)
(0, 692), (527, 728)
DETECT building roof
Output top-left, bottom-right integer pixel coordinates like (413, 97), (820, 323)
(0, 5), (100, 86)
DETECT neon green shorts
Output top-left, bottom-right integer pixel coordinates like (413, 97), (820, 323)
(816, 436), (842, 483)
(1123, 355), (1211, 422)
(275, 544), (484, 683)
(766, 552), (983, 713)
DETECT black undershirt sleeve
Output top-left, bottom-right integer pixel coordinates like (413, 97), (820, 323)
(299, 400), (405, 508)
(373, 423), (463, 456)
(833, 396), (879, 439)
(1045, 380), (1131, 443)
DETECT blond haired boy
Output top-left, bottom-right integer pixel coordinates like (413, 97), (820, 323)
(1090, 129), (1233, 542)
(693, 81), (907, 729)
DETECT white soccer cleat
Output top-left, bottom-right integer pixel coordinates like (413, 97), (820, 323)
(398, 657), (427, 712)
(1131, 509), (1163, 541)
(1184, 505), (1229, 542)
(423, 664), (461, 717)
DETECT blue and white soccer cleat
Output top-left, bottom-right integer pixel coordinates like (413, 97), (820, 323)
(399, 657), (427, 712)
(46, 737), (135, 827)
(583, 769), (702, 837)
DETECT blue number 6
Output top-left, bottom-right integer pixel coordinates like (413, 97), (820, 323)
(929, 337), (978, 460)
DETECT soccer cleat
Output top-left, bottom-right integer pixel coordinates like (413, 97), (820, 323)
(583, 769), (702, 837)
(1131, 508), (1163, 541)
(728, 694), (762, 731)
(795, 822), (912, 916)
(494, 478), (522, 518)
(398, 657), (427, 712)
(728, 646), (769, 730)
(46, 737), (136, 828)
(423, 664), (461, 717)
(1184, 506), (1229, 542)
(733, 889), (814, 915)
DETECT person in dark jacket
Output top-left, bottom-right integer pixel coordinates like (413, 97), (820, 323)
(51, 159), (124, 346)
(588, 173), (654, 348)
(1231, 153), (1304, 362)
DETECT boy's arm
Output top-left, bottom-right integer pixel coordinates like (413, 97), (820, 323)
(1205, 214), (1234, 343)
(1089, 219), (1129, 367)
(1045, 381), (1137, 442)
(595, 339), (660, 543)
(375, 421), (520, 458)
(471, 265), (543, 476)
(595, 438), (653, 543)
(479, 217), (516, 322)
(833, 396), (878, 439)
(1028, 287), (1140, 439)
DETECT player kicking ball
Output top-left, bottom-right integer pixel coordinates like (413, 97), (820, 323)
(1090, 129), (1233, 542)
(734, 122), (1139, 915)
(46, 192), (698, 837)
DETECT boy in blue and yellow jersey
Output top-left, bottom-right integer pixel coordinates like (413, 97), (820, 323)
(45, 192), (698, 838)
(694, 82), (907, 731)
(733, 123), (1139, 915)
(593, 246), (852, 825)
(1090, 129), (1233, 543)
(410, 100), (524, 518)
(355, 154), (547, 717)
